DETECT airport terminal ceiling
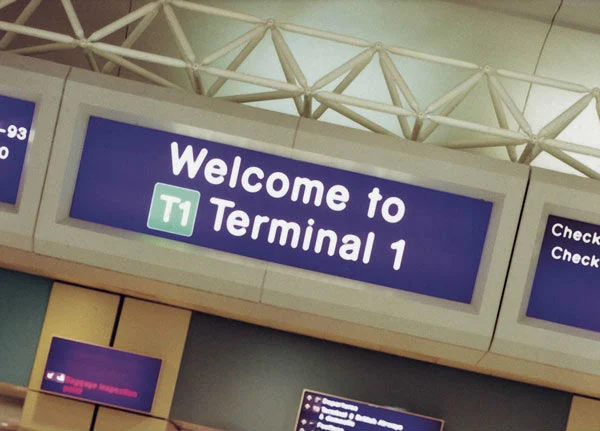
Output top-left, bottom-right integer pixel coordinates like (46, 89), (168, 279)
(1, 0), (599, 179)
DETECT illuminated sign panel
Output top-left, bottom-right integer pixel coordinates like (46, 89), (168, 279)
(41, 337), (161, 412)
(295, 390), (444, 431)
(71, 116), (492, 303)
(0, 94), (35, 204)
(527, 215), (600, 332)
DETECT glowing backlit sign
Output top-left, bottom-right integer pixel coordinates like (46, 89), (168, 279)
(70, 116), (493, 303)
(0, 94), (34, 204)
(527, 215), (600, 333)
(295, 389), (444, 431)
(41, 337), (161, 412)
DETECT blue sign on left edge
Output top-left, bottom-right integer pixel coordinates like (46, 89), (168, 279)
(0, 94), (35, 204)
(70, 117), (493, 304)
(41, 337), (162, 412)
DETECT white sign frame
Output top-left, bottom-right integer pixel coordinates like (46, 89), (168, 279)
(0, 53), (69, 251)
(36, 67), (528, 353)
(492, 167), (600, 375)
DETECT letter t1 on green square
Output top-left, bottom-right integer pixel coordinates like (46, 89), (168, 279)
(147, 183), (200, 237)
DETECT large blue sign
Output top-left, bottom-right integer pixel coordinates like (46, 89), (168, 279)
(295, 390), (444, 431)
(0, 94), (35, 205)
(71, 117), (492, 304)
(527, 215), (600, 333)
(41, 337), (161, 412)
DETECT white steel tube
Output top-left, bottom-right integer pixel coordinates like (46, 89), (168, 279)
(272, 31), (303, 114)
(89, 1), (159, 42)
(539, 93), (594, 138)
(424, 71), (483, 114)
(93, 49), (184, 90)
(488, 75), (532, 135)
(199, 65), (302, 92)
(520, 92), (594, 164)
(94, 42), (188, 68)
(271, 27), (308, 88)
(486, 74), (517, 161)
(7, 42), (77, 55)
(312, 54), (373, 120)
(497, 69), (589, 93)
(419, 87), (472, 142)
(317, 91), (414, 117)
(8, 42), (75, 55)
(380, 58), (411, 139)
(541, 144), (600, 179)
(207, 31), (265, 97)
(303, 94), (312, 117)
(435, 139), (520, 149)
(201, 25), (265, 65)
(278, 22), (371, 48)
(0, 0), (43, 49)
(163, 4), (197, 62)
(379, 50), (420, 112)
(428, 114), (527, 141)
(542, 138), (600, 159)
(386, 45), (480, 70)
(311, 48), (374, 91)
(163, 3), (203, 93)
(60, 0), (84, 39)
(314, 96), (395, 136)
(0, 21), (75, 44)
(171, 0), (264, 24)
(85, 50), (100, 72)
(102, 7), (160, 74)
(219, 90), (301, 103)
(411, 118), (423, 141)
(0, 0), (17, 10)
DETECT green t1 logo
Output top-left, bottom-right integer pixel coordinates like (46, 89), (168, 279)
(147, 183), (200, 237)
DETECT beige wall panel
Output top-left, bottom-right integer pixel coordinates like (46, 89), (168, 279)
(4, 246), (600, 398)
(28, 283), (120, 390)
(18, 391), (93, 431)
(477, 352), (600, 397)
(112, 298), (191, 418)
(93, 407), (170, 431)
(567, 396), (600, 431)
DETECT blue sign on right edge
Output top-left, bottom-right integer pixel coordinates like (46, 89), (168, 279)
(295, 389), (444, 431)
(527, 214), (600, 333)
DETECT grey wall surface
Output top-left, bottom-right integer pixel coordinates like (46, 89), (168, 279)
(0, 268), (52, 387)
(172, 312), (572, 431)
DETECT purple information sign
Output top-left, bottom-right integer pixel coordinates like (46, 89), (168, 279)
(41, 337), (161, 413)
(527, 214), (600, 333)
(295, 390), (444, 431)
(70, 116), (492, 304)
(0, 94), (35, 204)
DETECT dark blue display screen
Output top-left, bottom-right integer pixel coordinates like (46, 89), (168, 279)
(70, 116), (493, 303)
(527, 214), (600, 332)
(295, 390), (444, 431)
(0, 94), (35, 204)
(41, 337), (161, 412)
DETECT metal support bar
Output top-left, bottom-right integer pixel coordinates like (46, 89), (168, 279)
(207, 30), (265, 97)
(102, 7), (160, 74)
(312, 54), (372, 120)
(314, 96), (395, 136)
(0, 0), (42, 49)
